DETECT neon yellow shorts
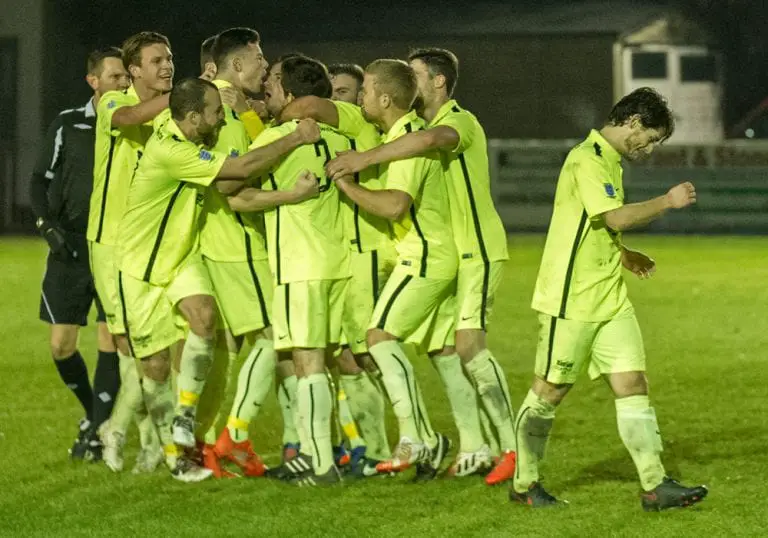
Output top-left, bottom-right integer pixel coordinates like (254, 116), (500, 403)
(118, 256), (214, 359)
(369, 265), (455, 342)
(204, 257), (273, 337)
(89, 241), (124, 334)
(534, 307), (646, 385)
(407, 292), (457, 354)
(272, 278), (349, 351)
(342, 246), (397, 354)
(456, 259), (505, 331)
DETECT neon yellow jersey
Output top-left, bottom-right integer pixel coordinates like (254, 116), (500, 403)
(333, 101), (391, 253)
(430, 99), (508, 262)
(89, 86), (154, 245)
(382, 110), (457, 280)
(531, 129), (630, 322)
(250, 121), (350, 284)
(116, 115), (226, 286)
(198, 79), (267, 262)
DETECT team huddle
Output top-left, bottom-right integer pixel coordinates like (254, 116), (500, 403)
(33, 27), (708, 510)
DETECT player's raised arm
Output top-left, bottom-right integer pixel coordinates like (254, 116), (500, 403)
(227, 170), (319, 212)
(215, 118), (320, 181)
(334, 176), (412, 221)
(327, 126), (458, 179)
(111, 93), (170, 127)
(603, 182), (696, 232)
(279, 96), (339, 127)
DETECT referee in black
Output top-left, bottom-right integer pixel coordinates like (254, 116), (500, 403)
(29, 47), (130, 460)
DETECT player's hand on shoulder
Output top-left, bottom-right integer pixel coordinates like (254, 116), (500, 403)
(295, 119), (321, 144)
(293, 169), (320, 202)
(218, 87), (249, 114)
(666, 181), (696, 209)
(621, 248), (656, 280)
(326, 150), (365, 180)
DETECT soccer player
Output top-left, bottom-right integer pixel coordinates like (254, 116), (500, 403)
(508, 88), (708, 510)
(228, 55), (352, 485)
(195, 27), (274, 477)
(326, 48), (514, 482)
(328, 63), (364, 105)
(90, 31), (174, 474)
(200, 35), (218, 81)
(30, 47), (130, 460)
(115, 77), (320, 482)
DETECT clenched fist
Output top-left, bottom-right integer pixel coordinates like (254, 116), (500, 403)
(295, 118), (321, 144)
(666, 182), (696, 209)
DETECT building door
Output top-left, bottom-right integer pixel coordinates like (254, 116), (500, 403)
(0, 38), (18, 232)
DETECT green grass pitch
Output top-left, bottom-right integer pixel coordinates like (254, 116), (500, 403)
(0, 235), (766, 537)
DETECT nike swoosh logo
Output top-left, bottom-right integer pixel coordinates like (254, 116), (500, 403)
(355, 339), (366, 344)
(278, 334), (288, 339)
(461, 316), (472, 321)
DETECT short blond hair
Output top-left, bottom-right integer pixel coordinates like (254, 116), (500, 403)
(365, 59), (417, 110)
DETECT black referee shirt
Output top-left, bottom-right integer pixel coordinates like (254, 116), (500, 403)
(29, 99), (96, 235)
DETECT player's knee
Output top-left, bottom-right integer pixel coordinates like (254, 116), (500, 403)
(337, 348), (364, 375)
(608, 371), (648, 398)
(455, 329), (485, 363)
(366, 328), (394, 348)
(115, 335), (132, 357)
(96, 322), (116, 352)
(50, 329), (78, 359)
(188, 304), (218, 338)
(532, 376), (571, 406)
(141, 353), (171, 382)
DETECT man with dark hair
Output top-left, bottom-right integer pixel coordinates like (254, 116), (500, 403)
(30, 47), (129, 461)
(328, 63), (364, 105)
(225, 56), (354, 486)
(193, 26), (274, 477)
(507, 87), (706, 509)
(200, 35), (218, 81)
(326, 47), (512, 482)
(115, 77), (320, 482)
(90, 31), (176, 474)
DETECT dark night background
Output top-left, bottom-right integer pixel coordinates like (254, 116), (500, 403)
(42, 0), (768, 133)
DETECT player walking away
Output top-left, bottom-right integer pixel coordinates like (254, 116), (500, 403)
(508, 88), (707, 510)
(229, 56), (352, 486)
(115, 78), (320, 482)
(91, 31), (174, 474)
(326, 48), (515, 483)
(200, 35), (218, 81)
(329, 63), (364, 105)
(194, 27), (274, 478)
(30, 47), (130, 461)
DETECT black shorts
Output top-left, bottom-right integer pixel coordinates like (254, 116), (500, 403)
(40, 248), (106, 326)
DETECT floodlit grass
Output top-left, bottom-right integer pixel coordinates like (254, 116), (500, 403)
(1, 235), (765, 537)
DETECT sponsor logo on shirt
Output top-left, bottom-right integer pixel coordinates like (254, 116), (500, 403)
(229, 149), (240, 157)
(199, 150), (214, 161)
(604, 183), (616, 197)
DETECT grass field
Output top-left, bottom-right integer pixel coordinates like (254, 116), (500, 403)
(1, 235), (767, 537)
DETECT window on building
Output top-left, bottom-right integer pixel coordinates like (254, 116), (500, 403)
(631, 51), (667, 79)
(681, 54), (717, 82)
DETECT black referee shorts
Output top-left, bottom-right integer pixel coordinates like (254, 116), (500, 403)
(39, 248), (106, 326)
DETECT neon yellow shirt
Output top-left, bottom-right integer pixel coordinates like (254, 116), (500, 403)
(334, 101), (391, 253)
(89, 86), (154, 245)
(199, 79), (267, 262)
(382, 110), (457, 280)
(250, 121), (350, 284)
(117, 116), (225, 286)
(531, 129), (630, 321)
(430, 99), (508, 262)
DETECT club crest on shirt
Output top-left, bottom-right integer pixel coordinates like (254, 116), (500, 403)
(604, 183), (616, 197)
(107, 100), (117, 109)
(229, 149), (240, 157)
(199, 150), (214, 161)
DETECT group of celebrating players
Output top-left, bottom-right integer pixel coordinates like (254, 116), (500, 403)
(31, 26), (708, 511)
